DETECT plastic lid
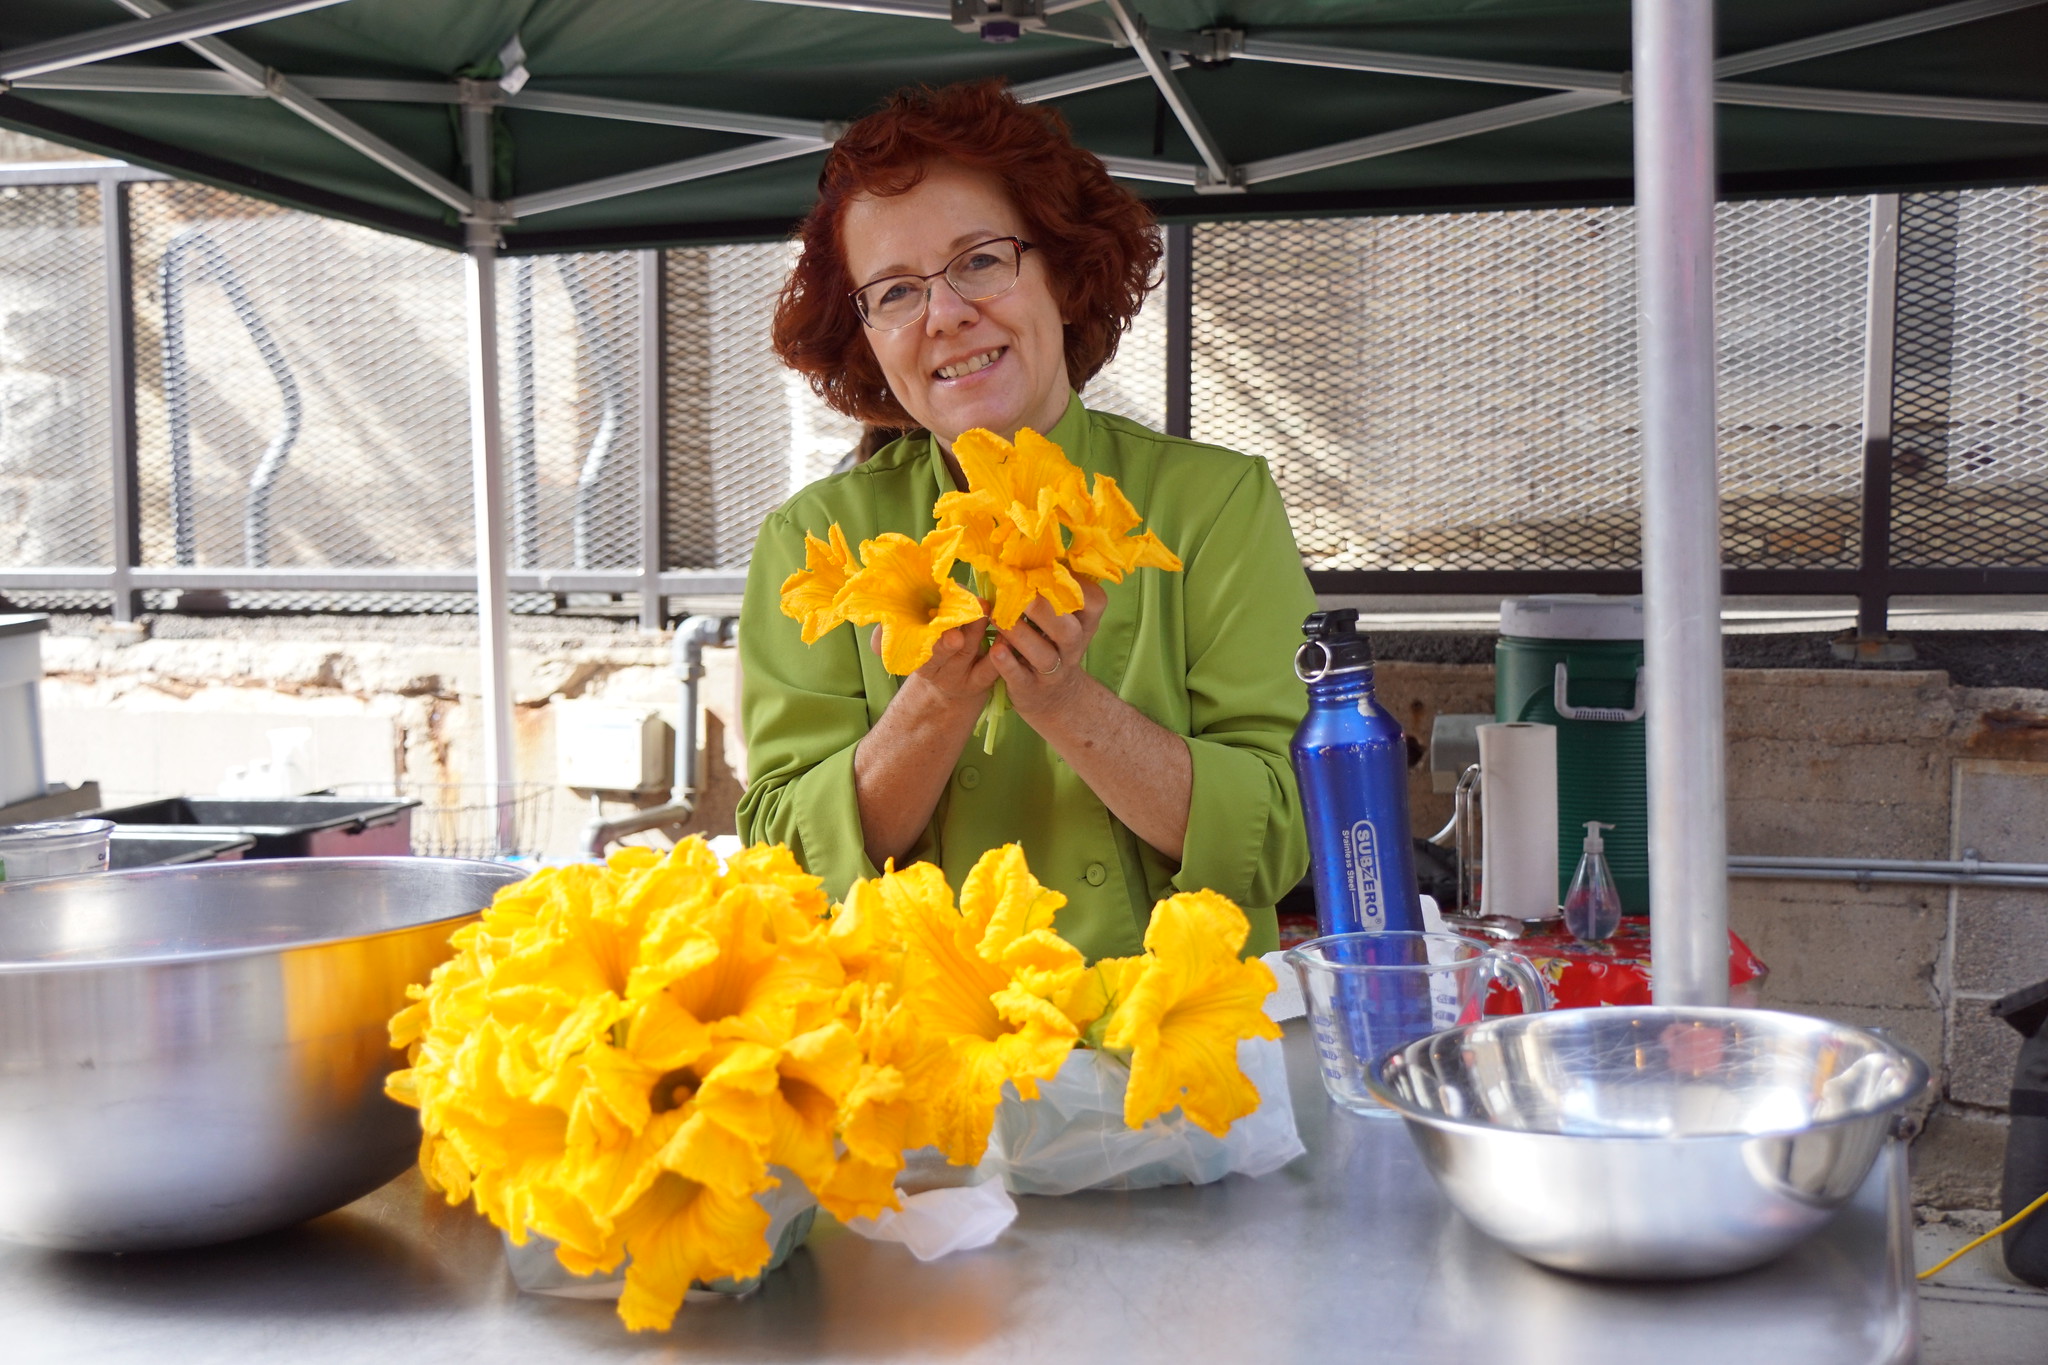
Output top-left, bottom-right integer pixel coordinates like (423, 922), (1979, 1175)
(1582, 820), (1613, 853)
(1295, 608), (1374, 681)
(1500, 595), (1643, 641)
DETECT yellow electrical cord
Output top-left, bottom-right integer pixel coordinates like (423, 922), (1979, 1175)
(1917, 1188), (2048, 1281)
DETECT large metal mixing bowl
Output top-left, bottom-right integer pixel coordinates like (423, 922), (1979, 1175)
(1367, 1007), (1928, 1278)
(0, 857), (524, 1252)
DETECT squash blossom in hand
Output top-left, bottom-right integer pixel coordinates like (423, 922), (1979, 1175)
(775, 425), (1181, 669)
(389, 839), (1275, 1336)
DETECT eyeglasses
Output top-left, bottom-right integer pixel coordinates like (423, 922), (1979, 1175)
(848, 237), (1036, 331)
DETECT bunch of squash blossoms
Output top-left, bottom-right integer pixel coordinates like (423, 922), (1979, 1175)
(387, 837), (1280, 1332)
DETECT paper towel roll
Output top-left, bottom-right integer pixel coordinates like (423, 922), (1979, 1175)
(1479, 722), (1559, 920)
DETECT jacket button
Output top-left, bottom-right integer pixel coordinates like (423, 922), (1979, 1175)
(1083, 862), (1108, 886)
(957, 766), (981, 790)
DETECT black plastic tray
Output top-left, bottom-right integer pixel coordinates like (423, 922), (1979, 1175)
(107, 829), (257, 870)
(91, 795), (419, 859)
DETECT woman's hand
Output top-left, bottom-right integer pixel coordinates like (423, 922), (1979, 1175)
(988, 578), (1108, 717)
(853, 613), (998, 870)
(989, 580), (1192, 863)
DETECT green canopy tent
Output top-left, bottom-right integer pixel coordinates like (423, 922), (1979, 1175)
(3, 0), (2046, 248)
(4, 0), (2045, 1002)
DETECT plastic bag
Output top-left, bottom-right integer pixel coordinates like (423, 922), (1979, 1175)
(847, 1180), (1019, 1260)
(982, 1035), (1304, 1196)
(502, 1171), (818, 1302)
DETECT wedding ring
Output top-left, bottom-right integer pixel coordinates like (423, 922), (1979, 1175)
(1036, 656), (1062, 676)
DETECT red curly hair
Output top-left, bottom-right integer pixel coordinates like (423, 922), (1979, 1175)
(772, 80), (1161, 429)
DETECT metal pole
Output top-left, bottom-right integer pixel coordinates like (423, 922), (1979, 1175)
(100, 175), (142, 623)
(1162, 222), (1193, 439)
(1856, 195), (1901, 639)
(462, 102), (516, 856)
(1633, 0), (1729, 1006)
(636, 250), (666, 631)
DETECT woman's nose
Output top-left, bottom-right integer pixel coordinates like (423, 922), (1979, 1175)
(923, 276), (979, 334)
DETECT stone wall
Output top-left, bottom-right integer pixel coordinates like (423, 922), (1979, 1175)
(35, 614), (745, 860)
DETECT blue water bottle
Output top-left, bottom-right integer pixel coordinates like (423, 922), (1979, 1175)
(1291, 609), (1423, 937)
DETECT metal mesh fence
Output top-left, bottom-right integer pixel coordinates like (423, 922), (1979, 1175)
(0, 182), (108, 570)
(4, 170), (2047, 616)
(664, 243), (860, 571)
(128, 181), (472, 571)
(1081, 275), (1166, 431)
(1890, 186), (2048, 567)
(1190, 198), (1871, 573)
(503, 252), (646, 573)
(1715, 197), (1870, 569)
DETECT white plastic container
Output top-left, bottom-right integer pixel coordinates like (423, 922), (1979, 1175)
(0, 615), (50, 809)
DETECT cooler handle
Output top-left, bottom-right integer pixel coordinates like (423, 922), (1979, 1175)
(1553, 663), (1645, 723)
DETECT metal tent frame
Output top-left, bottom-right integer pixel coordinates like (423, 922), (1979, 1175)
(7, 0), (2046, 997)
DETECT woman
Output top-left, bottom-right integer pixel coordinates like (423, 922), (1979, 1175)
(738, 80), (1316, 962)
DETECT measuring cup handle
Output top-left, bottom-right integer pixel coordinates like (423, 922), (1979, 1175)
(1487, 950), (1551, 1013)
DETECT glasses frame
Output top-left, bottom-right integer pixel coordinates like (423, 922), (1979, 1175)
(848, 236), (1038, 331)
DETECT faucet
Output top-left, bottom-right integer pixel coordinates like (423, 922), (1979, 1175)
(579, 614), (734, 857)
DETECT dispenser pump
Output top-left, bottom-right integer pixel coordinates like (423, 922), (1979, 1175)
(1564, 821), (1623, 942)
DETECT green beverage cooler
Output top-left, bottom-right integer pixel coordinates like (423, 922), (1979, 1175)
(1495, 597), (1649, 914)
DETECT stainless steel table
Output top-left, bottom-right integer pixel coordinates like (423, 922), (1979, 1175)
(1, 1024), (1917, 1364)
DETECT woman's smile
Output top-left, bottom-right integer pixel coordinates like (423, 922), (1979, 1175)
(935, 347), (1005, 381)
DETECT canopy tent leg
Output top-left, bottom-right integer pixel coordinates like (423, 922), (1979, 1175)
(462, 100), (517, 857)
(1633, 0), (1729, 1006)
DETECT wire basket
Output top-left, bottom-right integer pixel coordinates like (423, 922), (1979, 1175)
(337, 782), (555, 860)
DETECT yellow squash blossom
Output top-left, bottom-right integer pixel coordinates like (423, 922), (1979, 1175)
(387, 839), (859, 1335)
(1064, 472), (1184, 583)
(881, 846), (1088, 1165)
(981, 496), (1086, 631)
(836, 527), (985, 675)
(777, 524), (857, 644)
(1100, 890), (1282, 1137)
(944, 427), (1089, 531)
(613, 1173), (775, 1332)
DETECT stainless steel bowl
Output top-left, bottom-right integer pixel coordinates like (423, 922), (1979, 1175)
(1367, 1007), (1929, 1278)
(0, 857), (524, 1251)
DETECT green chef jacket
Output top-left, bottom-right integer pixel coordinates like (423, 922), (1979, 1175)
(736, 394), (1316, 962)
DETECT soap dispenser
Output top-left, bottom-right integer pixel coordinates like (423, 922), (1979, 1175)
(1564, 820), (1624, 942)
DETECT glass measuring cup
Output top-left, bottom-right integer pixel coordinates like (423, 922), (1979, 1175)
(0, 819), (114, 885)
(1287, 931), (1549, 1117)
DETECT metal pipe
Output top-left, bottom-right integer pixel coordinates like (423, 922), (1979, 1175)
(558, 258), (629, 571)
(506, 139), (827, 220)
(509, 258), (539, 569)
(1099, 0), (1238, 190)
(1856, 194), (1901, 638)
(635, 250), (665, 632)
(1162, 222), (1193, 439)
(581, 616), (731, 856)
(1711, 0), (2048, 78)
(1241, 90), (1618, 186)
(1634, 0), (1729, 1007)
(1731, 853), (2048, 886)
(0, 0), (354, 82)
(159, 230), (305, 568)
(461, 101), (517, 856)
(102, 179), (141, 622)
(107, 0), (476, 217)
